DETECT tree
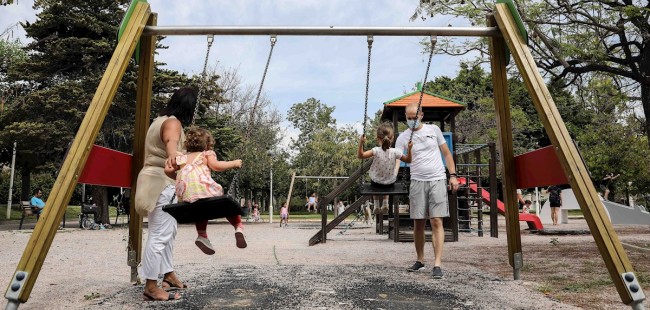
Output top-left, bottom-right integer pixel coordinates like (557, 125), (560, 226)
(0, 0), (192, 223)
(287, 98), (336, 147)
(412, 1), (650, 146)
(288, 99), (361, 204)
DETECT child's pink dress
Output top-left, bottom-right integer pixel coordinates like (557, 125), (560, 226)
(175, 151), (224, 203)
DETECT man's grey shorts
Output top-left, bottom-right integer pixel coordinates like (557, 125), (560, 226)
(409, 179), (449, 219)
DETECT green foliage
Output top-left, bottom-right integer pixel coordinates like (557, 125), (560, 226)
(411, 0), (650, 147)
(288, 98), (360, 200)
(0, 0), (193, 196)
(287, 98), (335, 147)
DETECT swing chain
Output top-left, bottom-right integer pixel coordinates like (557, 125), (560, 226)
(228, 35), (277, 198)
(407, 35), (436, 144)
(401, 36), (436, 186)
(360, 35), (373, 185)
(362, 35), (373, 138)
(192, 34), (215, 126)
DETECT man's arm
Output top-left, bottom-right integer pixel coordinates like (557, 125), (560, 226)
(439, 143), (459, 192)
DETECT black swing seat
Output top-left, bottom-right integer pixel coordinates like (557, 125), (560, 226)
(359, 182), (409, 196)
(162, 195), (244, 224)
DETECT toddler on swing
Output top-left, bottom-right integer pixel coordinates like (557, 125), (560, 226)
(174, 127), (247, 255)
(357, 122), (413, 214)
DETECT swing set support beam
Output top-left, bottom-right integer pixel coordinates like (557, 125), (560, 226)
(143, 25), (501, 37)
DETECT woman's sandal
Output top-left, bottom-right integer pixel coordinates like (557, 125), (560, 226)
(162, 279), (188, 290)
(142, 291), (181, 301)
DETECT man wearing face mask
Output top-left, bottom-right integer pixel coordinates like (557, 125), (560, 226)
(395, 102), (459, 279)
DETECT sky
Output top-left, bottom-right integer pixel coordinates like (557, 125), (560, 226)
(1, 0), (476, 144)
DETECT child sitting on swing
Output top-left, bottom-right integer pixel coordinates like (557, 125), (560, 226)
(173, 127), (247, 255)
(357, 122), (413, 213)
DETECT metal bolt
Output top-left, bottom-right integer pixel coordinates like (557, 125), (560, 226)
(630, 284), (640, 293)
(625, 274), (635, 282)
(11, 283), (20, 291)
(15, 272), (25, 281)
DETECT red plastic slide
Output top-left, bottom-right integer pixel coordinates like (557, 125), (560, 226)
(458, 178), (543, 230)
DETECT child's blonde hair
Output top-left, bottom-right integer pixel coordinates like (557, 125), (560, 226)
(377, 122), (394, 151)
(184, 126), (215, 152)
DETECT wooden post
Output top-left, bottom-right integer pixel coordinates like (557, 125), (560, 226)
(286, 171), (296, 207)
(488, 13), (523, 280)
(495, 3), (645, 306)
(4, 3), (151, 305)
(128, 12), (157, 283)
(489, 142), (498, 238)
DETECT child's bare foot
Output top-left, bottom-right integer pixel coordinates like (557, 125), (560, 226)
(235, 228), (247, 248)
(195, 236), (215, 255)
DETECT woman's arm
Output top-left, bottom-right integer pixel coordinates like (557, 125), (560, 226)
(357, 135), (374, 159)
(161, 118), (182, 178)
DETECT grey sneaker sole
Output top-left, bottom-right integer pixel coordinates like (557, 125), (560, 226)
(407, 267), (425, 272)
(432, 268), (444, 279)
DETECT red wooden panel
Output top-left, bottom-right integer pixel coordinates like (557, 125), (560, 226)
(514, 145), (568, 189)
(78, 145), (133, 188)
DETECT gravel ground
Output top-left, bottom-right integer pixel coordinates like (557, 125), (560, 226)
(0, 218), (639, 309)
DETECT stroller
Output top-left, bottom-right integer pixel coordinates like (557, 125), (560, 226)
(80, 202), (100, 230)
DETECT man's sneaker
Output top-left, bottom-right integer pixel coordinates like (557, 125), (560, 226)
(407, 261), (425, 272)
(432, 266), (444, 279)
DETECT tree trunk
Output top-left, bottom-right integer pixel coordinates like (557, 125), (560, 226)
(92, 186), (110, 225)
(642, 82), (650, 148)
(20, 165), (30, 201)
(642, 38), (650, 148)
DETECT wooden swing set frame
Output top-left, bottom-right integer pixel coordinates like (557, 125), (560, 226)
(3, 1), (645, 309)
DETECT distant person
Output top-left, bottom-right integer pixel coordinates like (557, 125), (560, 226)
(601, 173), (619, 201)
(516, 189), (526, 210)
(307, 193), (317, 213)
(252, 203), (260, 222)
(337, 201), (345, 217)
(522, 200), (532, 214)
(396, 102), (459, 279)
(280, 202), (289, 227)
(30, 188), (46, 215)
(357, 122), (413, 214)
(546, 185), (563, 225)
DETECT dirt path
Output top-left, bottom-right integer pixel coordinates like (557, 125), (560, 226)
(0, 219), (647, 309)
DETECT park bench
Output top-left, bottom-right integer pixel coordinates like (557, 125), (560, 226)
(18, 201), (39, 230)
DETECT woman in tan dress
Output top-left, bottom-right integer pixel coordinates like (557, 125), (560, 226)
(135, 87), (196, 301)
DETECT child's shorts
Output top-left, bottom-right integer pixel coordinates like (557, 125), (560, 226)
(281, 214), (288, 219)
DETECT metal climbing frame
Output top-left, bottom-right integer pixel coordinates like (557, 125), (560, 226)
(454, 143), (498, 238)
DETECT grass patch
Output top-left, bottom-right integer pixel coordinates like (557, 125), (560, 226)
(568, 210), (583, 216)
(0, 205), (121, 223)
(547, 275), (568, 282)
(635, 273), (650, 286)
(84, 292), (101, 300)
(563, 278), (612, 292)
(537, 283), (552, 294)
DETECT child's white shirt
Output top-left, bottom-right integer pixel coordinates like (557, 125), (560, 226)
(369, 147), (403, 184)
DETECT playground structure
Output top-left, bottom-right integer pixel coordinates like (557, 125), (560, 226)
(3, 1), (646, 309)
(455, 143), (499, 237)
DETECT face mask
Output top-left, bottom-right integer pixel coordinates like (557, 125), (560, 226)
(406, 119), (420, 129)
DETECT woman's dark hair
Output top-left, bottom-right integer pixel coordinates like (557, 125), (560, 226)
(377, 122), (394, 151)
(159, 87), (197, 127)
(184, 126), (215, 152)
